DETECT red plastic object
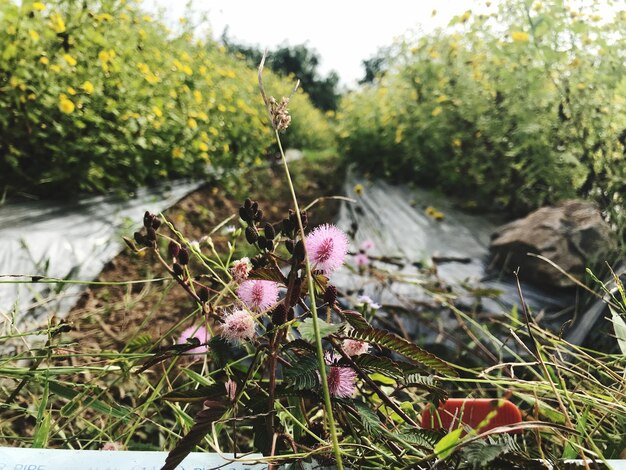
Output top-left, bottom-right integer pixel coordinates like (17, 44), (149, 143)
(421, 398), (522, 434)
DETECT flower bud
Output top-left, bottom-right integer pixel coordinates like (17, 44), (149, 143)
(245, 226), (259, 244)
(173, 263), (184, 277)
(178, 247), (189, 265)
(271, 303), (288, 326)
(264, 223), (276, 240)
(133, 231), (145, 246)
(324, 285), (338, 306)
(143, 211), (153, 228)
(146, 227), (157, 242)
(151, 218), (161, 230)
(294, 240), (305, 262)
(285, 239), (294, 254)
(168, 241), (180, 258)
(198, 286), (209, 303)
(257, 235), (267, 250)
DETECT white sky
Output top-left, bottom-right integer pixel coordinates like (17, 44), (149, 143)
(146, 1), (483, 87)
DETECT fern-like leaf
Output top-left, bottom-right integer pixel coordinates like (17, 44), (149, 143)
(345, 327), (457, 376)
(283, 353), (321, 391)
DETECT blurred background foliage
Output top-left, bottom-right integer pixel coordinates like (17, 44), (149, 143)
(0, 0), (333, 197)
(337, 0), (626, 242)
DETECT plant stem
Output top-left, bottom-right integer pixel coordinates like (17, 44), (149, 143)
(274, 129), (344, 469)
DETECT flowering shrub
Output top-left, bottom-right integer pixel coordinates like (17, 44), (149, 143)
(0, 0), (332, 197)
(131, 195), (456, 468)
(337, 0), (626, 239)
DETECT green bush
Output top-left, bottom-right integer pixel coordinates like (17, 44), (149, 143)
(337, 0), (626, 235)
(0, 0), (331, 197)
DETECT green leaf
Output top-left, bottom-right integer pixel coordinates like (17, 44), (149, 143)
(353, 401), (384, 437)
(340, 309), (371, 330)
(298, 317), (341, 343)
(347, 354), (404, 379)
(32, 412), (51, 449)
(248, 267), (286, 284)
(609, 306), (626, 356)
(49, 381), (130, 421)
(284, 354), (321, 390)
(182, 368), (215, 386)
(161, 383), (225, 403)
(434, 428), (463, 460)
(346, 327), (457, 376)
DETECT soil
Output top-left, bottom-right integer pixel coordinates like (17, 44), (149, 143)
(65, 152), (346, 354)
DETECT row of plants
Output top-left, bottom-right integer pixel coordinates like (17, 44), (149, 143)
(0, 0), (333, 197)
(336, 0), (626, 242)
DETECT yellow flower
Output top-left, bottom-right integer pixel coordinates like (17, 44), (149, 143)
(217, 104), (226, 112)
(50, 64), (61, 73)
(193, 90), (202, 104)
(82, 81), (94, 94)
(198, 142), (209, 152)
(453, 138), (462, 148)
(137, 63), (149, 74)
(28, 93), (36, 101)
(436, 95), (448, 103)
(29, 30), (40, 42)
(169, 89), (177, 99)
(182, 65), (193, 76)
(9, 77), (20, 88)
(67, 87), (77, 95)
(187, 118), (198, 130)
(59, 95), (75, 114)
(63, 54), (77, 66)
(98, 50), (111, 62)
(142, 15), (152, 22)
(39, 56), (49, 65)
(96, 13), (113, 22)
(425, 206), (445, 221)
(152, 106), (163, 117)
(511, 31), (530, 42)
(33, 2), (46, 11)
(172, 147), (183, 159)
(209, 126), (219, 136)
(431, 106), (443, 117)
(197, 111), (208, 121)
(223, 143), (230, 153)
(200, 152), (209, 160)
(353, 183), (364, 196)
(50, 13), (66, 33)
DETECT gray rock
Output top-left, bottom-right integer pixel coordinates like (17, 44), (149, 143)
(489, 200), (615, 288)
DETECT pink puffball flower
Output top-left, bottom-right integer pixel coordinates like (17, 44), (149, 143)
(230, 257), (252, 283)
(177, 325), (210, 359)
(102, 442), (124, 451)
(220, 308), (256, 343)
(354, 253), (369, 267)
(342, 339), (370, 356)
(325, 352), (357, 398)
(237, 279), (279, 312)
(305, 224), (349, 274)
(360, 239), (375, 251)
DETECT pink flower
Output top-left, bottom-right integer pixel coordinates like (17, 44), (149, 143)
(225, 379), (237, 401)
(354, 253), (369, 267)
(220, 309), (256, 343)
(305, 224), (349, 274)
(360, 239), (375, 251)
(237, 280), (279, 312)
(177, 325), (210, 359)
(325, 353), (357, 398)
(230, 257), (252, 283)
(102, 442), (123, 451)
(342, 339), (370, 356)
